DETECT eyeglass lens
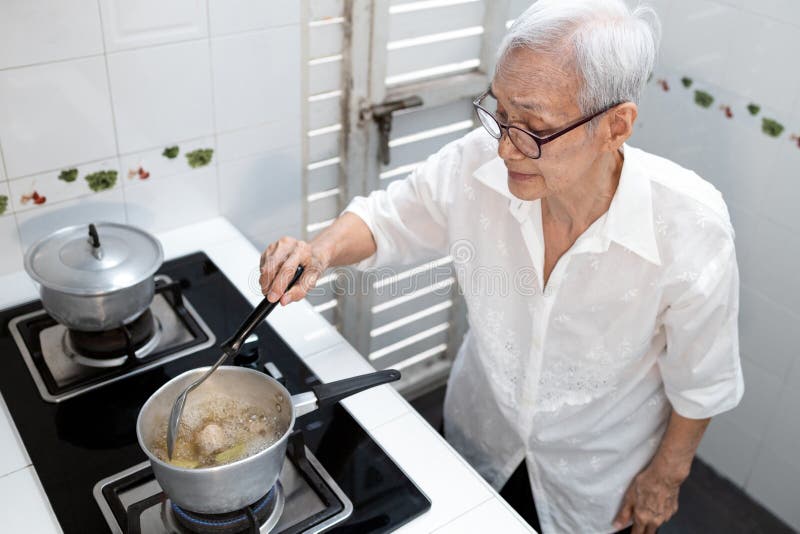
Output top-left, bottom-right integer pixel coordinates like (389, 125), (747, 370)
(475, 94), (541, 158)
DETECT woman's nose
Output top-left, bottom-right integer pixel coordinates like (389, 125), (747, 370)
(497, 130), (525, 161)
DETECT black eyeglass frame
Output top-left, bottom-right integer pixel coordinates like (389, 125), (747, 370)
(473, 88), (622, 159)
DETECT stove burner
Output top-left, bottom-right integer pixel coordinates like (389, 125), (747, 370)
(64, 310), (162, 368)
(165, 482), (284, 534)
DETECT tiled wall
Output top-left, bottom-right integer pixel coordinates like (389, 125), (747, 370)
(628, 0), (800, 529)
(0, 0), (303, 277)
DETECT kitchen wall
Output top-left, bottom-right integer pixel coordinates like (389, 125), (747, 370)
(628, 0), (800, 529)
(0, 0), (304, 277)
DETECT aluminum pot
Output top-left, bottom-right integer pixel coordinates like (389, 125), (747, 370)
(136, 366), (400, 514)
(24, 222), (163, 331)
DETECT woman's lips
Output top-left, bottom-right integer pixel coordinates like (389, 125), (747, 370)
(507, 170), (539, 182)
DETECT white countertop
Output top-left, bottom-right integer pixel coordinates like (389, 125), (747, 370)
(0, 217), (532, 533)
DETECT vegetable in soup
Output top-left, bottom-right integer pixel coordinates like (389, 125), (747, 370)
(149, 394), (285, 468)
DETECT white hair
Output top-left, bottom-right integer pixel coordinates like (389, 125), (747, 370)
(497, 0), (661, 118)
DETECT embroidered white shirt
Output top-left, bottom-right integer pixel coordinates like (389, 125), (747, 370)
(344, 128), (744, 534)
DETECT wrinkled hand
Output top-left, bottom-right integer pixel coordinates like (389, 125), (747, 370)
(612, 462), (682, 534)
(259, 237), (329, 305)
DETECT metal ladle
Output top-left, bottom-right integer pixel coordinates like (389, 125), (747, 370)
(166, 266), (304, 459)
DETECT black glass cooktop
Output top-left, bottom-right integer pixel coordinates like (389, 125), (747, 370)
(0, 252), (430, 533)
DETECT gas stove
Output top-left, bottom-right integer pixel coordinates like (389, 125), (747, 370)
(0, 252), (430, 533)
(95, 430), (352, 534)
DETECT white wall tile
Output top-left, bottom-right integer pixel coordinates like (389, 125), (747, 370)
(759, 384), (800, 469)
(739, 288), (800, 378)
(0, 214), (23, 276)
(697, 417), (761, 487)
(729, 206), (759, 286)
(762, 142), (800, 233)
(715, 0), (800, 35)
(98, 0), (208, 52)
(746, 444), (800, 530)
(125, 166), (218, 233)
(789, 347), (800, 387)
(659, 0), (739, 87)
(8, 157), (120, 213)
(211, 27), (302, 133)
(218, 145), (302, 244)
(208, 0), (301, 36)
(700, 109), (781, 212)
(746, 218), (800, 312)
(0, 57), (117, 178)
(108, 41), (214, 154)
(15, 188), (126, 251)
(723, 358), (783, 439)
(722, 12), (800, 115)
(0, 0), (104, 70)
(630, 76), (721, 176)
(216, 121), (302, 163)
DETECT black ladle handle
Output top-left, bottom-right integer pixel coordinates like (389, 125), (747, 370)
(220, 265), (304, 356)
(312, 369), (401, 409)
(88, 223), (100, 248)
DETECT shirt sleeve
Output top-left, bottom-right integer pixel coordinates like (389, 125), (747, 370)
(343, 138), (461, 270)
(658, 241), (744, 419)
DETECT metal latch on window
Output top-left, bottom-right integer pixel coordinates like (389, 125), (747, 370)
(361, 96), (423, 165)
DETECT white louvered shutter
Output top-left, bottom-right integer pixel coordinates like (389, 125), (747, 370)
(302, 0), (527, 397)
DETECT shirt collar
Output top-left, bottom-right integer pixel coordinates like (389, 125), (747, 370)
(605, 145), (661, 266)
(471, 144), (661, 266)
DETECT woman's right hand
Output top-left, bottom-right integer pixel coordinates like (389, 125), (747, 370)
(259, 237), (330, 305)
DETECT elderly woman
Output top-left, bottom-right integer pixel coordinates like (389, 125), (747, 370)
(259, 1), (744, 532)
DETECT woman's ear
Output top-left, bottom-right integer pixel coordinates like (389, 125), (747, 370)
(604, 102), (638, 152)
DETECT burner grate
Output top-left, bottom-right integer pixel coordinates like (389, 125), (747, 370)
(67, 308), (158, 363)
(94, 433), (351, 534)
(8, 276), (216, 402)
(168, 483), (283, 534)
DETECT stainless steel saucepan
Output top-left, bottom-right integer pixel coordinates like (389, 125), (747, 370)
(24, 222), (163, 331)
(137, 366), (400, 514)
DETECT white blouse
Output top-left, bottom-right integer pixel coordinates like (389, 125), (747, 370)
(344, 128), (744, 534)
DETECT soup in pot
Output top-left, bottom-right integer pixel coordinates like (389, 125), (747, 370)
(149, 393), (286, 468)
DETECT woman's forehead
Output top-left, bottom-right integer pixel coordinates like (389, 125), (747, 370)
(491, 76), (579, 122)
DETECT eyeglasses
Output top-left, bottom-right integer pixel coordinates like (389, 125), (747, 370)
(473, 88), (621, 159)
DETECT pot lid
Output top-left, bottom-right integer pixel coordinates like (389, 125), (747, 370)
(24, 222), (164, 296)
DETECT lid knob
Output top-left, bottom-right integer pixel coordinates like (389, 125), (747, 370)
(87, 223), (103, 260)
(88, 223), (100, 248)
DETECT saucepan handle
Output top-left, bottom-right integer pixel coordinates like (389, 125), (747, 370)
(290, 370), (401, 418)
(313, 369), (401, 408)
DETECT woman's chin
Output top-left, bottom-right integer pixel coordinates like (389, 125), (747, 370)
(507, 175), (546, 201)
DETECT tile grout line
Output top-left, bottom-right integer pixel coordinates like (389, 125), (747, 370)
(0, 463), (32, 482)
(0, 21), (302, 75)
(94, 0), (128, 223)
(427, 496), (499, 533)
(0, 139), (26, 263)
(4, 133), (216, 184)
(205, 0), (223, 219)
